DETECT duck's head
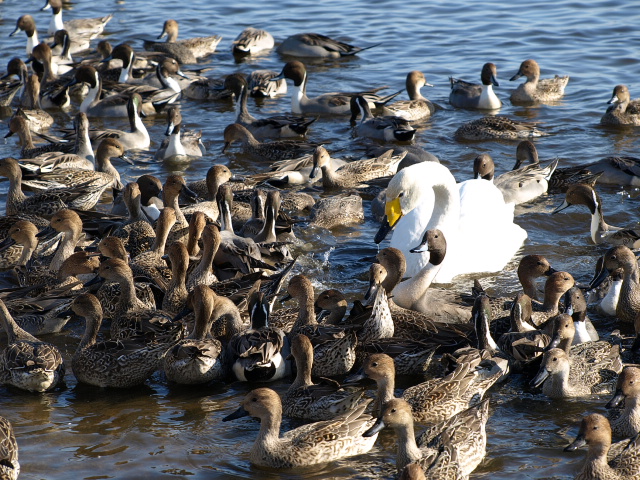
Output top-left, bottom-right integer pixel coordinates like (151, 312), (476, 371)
(346, 353), (395, 384)
(607, 366), (640, 409)
(164, 106), (182, 136)
(59, 251), (101, 277)
(364, 263), (387, 302)
(510, 59), (540, 82)
(406, 70), (431, 91)
(547, 313), (574, 350)
(563, 286), (587, 320)
(223, 387), (281, 422)
(223, 73), (248, 98)
(97, 138), (130, 164)
(97, 236), (128, 261)
(591, 245), (635, 290)
(272, 61), (306, 87)
(123, 182), (142, 209)
(206, 165), (238, 194)
(309, 146), (330, 179)
(544, 271), (575, 298)
(314, 289), (347, 320)
(158, 19), (179, 42)
(552, 184), (599, 215)
(105, 43), (135, 67)
(164, 174), (197, 202)
(222, 123), (251, 152)
(50, 209), (83, 236)
(284, 274), (313, 301)
(510, 291), (533, 328)
(96, 257), (133, 283)
(608, 85), (630, 105)
(137, 175), (163, 205)
(530, 348), (570, 388)
(363, 398), (412, 437)
(69, 65), (100, 89)
(0, 220), (38, 252)
(409, 229), (446, 265)
(4, 116), (29, 140)
(513, 140), (539, 169)
(473, 153), (495, 180)
(480, 63), (499, 87)
(71, 293), (103, 320)
(518, 255), (556, 281)
(564, 413), (612, 452)
(10, 15), (36, 37)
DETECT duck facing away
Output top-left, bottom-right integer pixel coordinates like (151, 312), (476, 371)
(223, 387), (378, 468)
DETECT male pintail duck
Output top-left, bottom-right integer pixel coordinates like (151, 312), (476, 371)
(562, 286), (599, 342)
(587, 256), (623, 317)
(163, 285), (227, 385)
(601, 85), (640, 126)
(564, 413), (640, 480)
(552, 184), (640, 248)
(228, 290), (288, 383)
(364, 398), (489, 477)
(276, 32), (378, 58)
(374, 161), (527, 281)
(0, 416), (19, 480)
(0, 298), (64, 392)
(71, 293), (178, 388)
(473, 152), (558, 205)
(155, 106), (204, 159)
(384, 71), (435, 121)
(449, 62), (502, 110)
(350, 95), (417, 142)
(224, 73), (315, 139)
(10, 15), (41, 56)
(41, 0), (112, 39)
(273, 60), (399, 115)
(509, 59), (569, 103)
(223, 387), (378, 468)
(27, 41), (71, 109)
(232, 27), (274, 56)
(607, 366), (640, 438)
(455, 115), (545, 140)
(143, 19), (222, 64)
(248, 69), (287, 97)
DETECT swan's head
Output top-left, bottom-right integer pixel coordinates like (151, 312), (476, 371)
(374, 168), (421, 244)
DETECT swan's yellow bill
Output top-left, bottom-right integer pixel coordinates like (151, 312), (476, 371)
(385, 197), (403, 227)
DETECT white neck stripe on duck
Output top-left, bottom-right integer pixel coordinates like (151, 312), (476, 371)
(118, 51), (135, 83)
(290, 72), (307, 114)
(50, 11), (64, 34)
(157, 64), (182, 93)
(80, 70), (102, 113)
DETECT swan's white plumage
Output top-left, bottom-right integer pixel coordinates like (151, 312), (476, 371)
(386, 162), (527, 282)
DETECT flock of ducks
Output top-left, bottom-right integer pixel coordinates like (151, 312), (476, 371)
(0, 3), (640, 480)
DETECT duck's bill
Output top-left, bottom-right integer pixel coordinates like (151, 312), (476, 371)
(606, 390), (625, 409)
(564, 434), (586, 452)
(530, 368), (549, 388)
(363, 417), (385, 437)
(551, 200), (571, 214)
(223, 405), (250, 422)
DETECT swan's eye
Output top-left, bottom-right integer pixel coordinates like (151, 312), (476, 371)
(398, 193), (404, 198)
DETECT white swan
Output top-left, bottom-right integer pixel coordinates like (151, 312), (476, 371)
(374, 162), (527, 283)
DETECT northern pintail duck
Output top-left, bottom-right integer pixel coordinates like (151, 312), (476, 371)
(273, 60), (397, 115)
(350, 95), (417, 142)
(509, 59), (569, 103)
(0, 416), (19, 480)
(602, 85), (640, 126)
(155, 106), (204, 159)
(607, 366), (640, 438)
(163, 285), (226, 385)
(225, 73), (315, 139)
(15, 76), (54, 132)
(449, 62), (502, 110)
(228, 289), (288, 382)
(248, 69), (287, 98)
(374, 161), (527, 281)
(232, 27), (274, 56)
(587, 256), (623, 317)
(384, 71), (435, 121)
(222, 123), (319, 161)
(5, 116), (74, 158)
(111, 174), (163, 219)
(160, 242), (189, 315)
(223, 387), (378, 468)
(0, 58), (25, 107)
(283, 334), (363, 420)
(555, 155), (640, 186)
(185, 224), (220, 290)
(49, 29), (76, 67)
(530, 345), (622, 398)
(110, 184), (156, 258)
(285, 275), (357, 377)
(277, 33), (378, 58)
(563, 286), (599, 342)
(71, 293), (177, 388)
(364, 398), (489, 478)
(10, 15), (41, 56)
(182, 165), (245, 224)
(454, 115), (544, 140)
(41, 0), (112, 39)
(309, 145), (404, 189)
(564, 413), (640, 480)
(310, 193), (364, 229)
(0, 298), (64, 392)
(163, 174), (198, 246)
(143, 19), (222, 64)
(0, 158), (109, 216)
(552, 184), (640, 247)
(25, 42), (71, 109)
(0, 220), (40, 269)
(473, 152), (558, 205)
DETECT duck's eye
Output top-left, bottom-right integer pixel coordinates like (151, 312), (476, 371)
(372, 362), (378, 367)
(630, 380), (634, 385)
(390, 409), (396, 413)
(552, 357), (557, 362)
(537, 261), (544, 266)
(251, 397), (257, 402)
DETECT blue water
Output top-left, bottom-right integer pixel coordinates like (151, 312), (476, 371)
(1, 0), (640, 478)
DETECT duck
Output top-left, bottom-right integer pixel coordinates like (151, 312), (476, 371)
(185, 224), (220, 290)
(4, 116), (74, 159)
(222, 387), (378, 468)
(247, 69), (287, 97)
(0, 58), (25, 108)
(0, 416), (19, 480)
(309, 145), (404, 189)
(473, 152), (558, 205)
(454, 115), (544, 140)
(9, 15), (42, 56)
(15, 75), (54, 132)
(374, 161), (527, 281)
(310, 193), (364, 229)
(283, 333), (363, 421)
(552, 184), (640, 247)
(224, 73), (315, 139)
(222, 123), (319, 162)
(350, 95), (417, 142)
(163, 285), (226, 385)
(182, 165), (244, 224)
(587, 255), (622, 318)
(160, 242), (189, 315)
(557, 156), (640, 187)
(109, 183), (156, 258)
(162, 174), (199, 246)
(228, 289), (288, 383)
(606, 366), (640, 438)
(41, 0), (112, 39)
(155, 106), (204, 159)
(277, 33), (378, 58)
(0, 220), (41, 269)
(70, 293), (177, 388)
(530, 345), (622, 398)
(383, 71), (436, 121)
(273, 60), (398, 115)
(111, 174), (163, 220)
(0, 298), (64, 392)
(562, 286), (599, 343)
(143, 19), (222, 64)
(601, 85), (640, 126)
(449, 62), (502, 110)
(564, 413), (640, 479)
(363, 398), (489, 477)
(232, 27), (274, 56)
(0, 158), (110, 216)
(509, 59), (569, 103)
(26, 41), (71, 109)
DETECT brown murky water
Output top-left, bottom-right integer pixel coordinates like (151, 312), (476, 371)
(1, 0), (640, 478)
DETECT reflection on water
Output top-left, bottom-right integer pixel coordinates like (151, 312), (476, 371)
(0, 0), (640, 478)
